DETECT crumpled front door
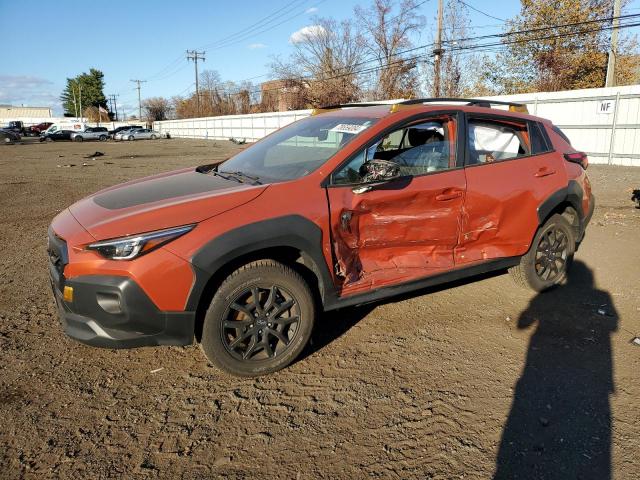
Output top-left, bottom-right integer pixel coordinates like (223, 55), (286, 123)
(326, 170), (466, 296)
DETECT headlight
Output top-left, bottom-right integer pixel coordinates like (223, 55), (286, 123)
(86, 224), (195, 260)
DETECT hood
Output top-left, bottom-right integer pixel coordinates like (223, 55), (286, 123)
(69, 166), (268, 240)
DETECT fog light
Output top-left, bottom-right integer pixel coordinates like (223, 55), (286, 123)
(63, 286), (74, 303)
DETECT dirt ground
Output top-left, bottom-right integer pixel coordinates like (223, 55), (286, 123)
(0, 138), (638, 479)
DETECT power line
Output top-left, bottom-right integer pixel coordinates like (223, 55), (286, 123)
(205, 0), (328, 51)
(197, 0), (306, 50)
(457, 0), (506, 23)
(206, 15), (640, 101)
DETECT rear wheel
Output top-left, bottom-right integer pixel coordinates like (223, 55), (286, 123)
(509, 214), (575, 292)
(150, 134), (157, 139)
(99, 135), (107, 141)
(127, 135), (134, 141)
(74, 136), (83, 142)
(200, 260), (315, 377)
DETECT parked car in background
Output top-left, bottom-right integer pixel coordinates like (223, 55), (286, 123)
(1, 128), (21, 144)
(48, 98), (594, 376)
(109, 125), (142, 139)
(40, 130), (74, 142)
(71, 127), (109, 142)
(43, 122), (86, 137)
(3, 121), (25, 136)
(122, 128), (161, 141)
(29, 122), (53, 135)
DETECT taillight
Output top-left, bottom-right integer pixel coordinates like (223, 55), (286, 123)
(564, 151), (588, 169)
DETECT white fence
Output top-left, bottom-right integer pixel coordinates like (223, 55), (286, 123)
(154, 110), (312, 142)
(155, 84), (640, 166)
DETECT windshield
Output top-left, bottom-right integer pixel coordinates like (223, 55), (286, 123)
(218, 115), (377, 182)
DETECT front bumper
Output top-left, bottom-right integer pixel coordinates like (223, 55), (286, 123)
(48, 230), (194, 349)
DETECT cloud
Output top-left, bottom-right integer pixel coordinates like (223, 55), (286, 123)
(0, 75), (59, 110)
(289, 25), (326, 44)
(305, 7), (318, 14)
(247, 43), (267, 49)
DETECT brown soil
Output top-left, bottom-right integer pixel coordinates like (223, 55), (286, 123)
(0, 138), (639, 479)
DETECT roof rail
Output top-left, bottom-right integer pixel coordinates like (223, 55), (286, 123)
(311, 102), (392, 115)
(396, 97), (526, 108)
(310, 98), (528, 115)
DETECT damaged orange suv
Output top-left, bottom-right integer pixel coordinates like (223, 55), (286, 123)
(49, 98), (594, 376)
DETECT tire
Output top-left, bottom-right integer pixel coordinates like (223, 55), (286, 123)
(128, 135), (134, 141)
(150, 134), (157, 140)
(99, 135), (107, 141)
(74, 136), (83, 142)
(509, 214), (575, 292)
(45, 137), (52, 142)
(201, 259), (316, 377)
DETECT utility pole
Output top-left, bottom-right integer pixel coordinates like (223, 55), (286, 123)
(186, 50), (206, 115)
(605, 0), (621, 87)
(78, 83), (83, 120)
(433, 0), (444, 97)
(130, 79), (146, 120)
(71, 84), (78, 118)
(109, 94), (119, 121)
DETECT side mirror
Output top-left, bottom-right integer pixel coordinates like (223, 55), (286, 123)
(353, 159), (401, 194)
(317, 129), (328, 141)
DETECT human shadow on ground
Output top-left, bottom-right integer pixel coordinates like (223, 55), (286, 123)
(494, 260), (618, 479)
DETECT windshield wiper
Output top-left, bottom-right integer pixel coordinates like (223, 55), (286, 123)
(223, 170), (263, 185)
(208, 170), (239, 182)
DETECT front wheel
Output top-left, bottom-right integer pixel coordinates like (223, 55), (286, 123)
(127, 135), (134, 141)
(74, 136), (83, 142)
(509, 214), (575, 292)
(150, 134), (157, 140)
(99, 135), (107, 141)
(200, 260), (316, 377)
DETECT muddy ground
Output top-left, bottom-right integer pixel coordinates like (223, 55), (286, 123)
(0, 138), (638, 479)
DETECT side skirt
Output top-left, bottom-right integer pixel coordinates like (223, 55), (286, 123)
(324, 256), (521, 311)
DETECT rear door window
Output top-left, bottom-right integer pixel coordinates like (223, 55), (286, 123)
(466, 118), (530, 165)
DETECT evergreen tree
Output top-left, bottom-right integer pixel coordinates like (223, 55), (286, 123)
(60, 68), (108, 117)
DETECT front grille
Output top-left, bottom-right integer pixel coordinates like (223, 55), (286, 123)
(47, 227), (68, 288)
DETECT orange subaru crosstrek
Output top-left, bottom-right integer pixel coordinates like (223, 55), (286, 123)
(48, 99), (594, 376)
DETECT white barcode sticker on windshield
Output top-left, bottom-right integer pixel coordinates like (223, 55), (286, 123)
(329, 123), (368, 134)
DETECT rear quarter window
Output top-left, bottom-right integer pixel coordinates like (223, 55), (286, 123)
(552, 125), (572, 145)
(529, 122), (552, 154)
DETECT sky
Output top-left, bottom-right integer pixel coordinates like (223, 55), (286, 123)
(1, 0), (639, 116)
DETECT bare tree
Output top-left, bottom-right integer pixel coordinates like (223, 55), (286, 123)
(271, 17), (366, 107)
(142, 97), (173, 121)
(356, 0), (425, 99)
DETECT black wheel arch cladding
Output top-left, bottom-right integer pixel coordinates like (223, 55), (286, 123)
(537, 180), (585, 225)
(186, 215), (337, 311)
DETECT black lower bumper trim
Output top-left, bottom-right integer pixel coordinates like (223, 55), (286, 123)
(51, 274), (194, 349)
(578, 193), (595, 242)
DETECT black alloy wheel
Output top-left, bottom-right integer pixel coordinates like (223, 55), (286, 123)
(534, 226), (569, 282)
(222, 285), (300, 361)
(200, 259), (315, 376)
(509, 213), (575, 292)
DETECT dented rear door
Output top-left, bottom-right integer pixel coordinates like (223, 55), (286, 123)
(457, 114), (551, 264)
